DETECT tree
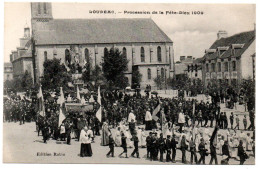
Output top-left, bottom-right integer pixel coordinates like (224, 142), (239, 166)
(41, 58), (72, 91)
(4, 71), (34, 93)
(167, 74), (191, 90)
(101, 47), (129, 89)
(154, 75), (165, 90)
(239, 78), (255, 111)
(132, 67), (142, 89)
(21, 70), (33, 91)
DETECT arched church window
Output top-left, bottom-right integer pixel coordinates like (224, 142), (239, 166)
(65, 49), (71, 66)
(43, 3), (47, 14)
(104, 48), (108, 58)
(157, 46), (162, 62)
(85, 48), (90, 64)
(44, 51), (47, 62)
(148, 68), (151, 80)
(141, 47), (145, 62)
(123, 47), (127, 58)
(161, 67), (164, 78)
(37, 3), (41, 14)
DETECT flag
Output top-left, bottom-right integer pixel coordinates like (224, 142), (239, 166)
(192, 101), (196, 126)
(37, 85), (45, 117)
(152, 101), (161, 121)
(97, 86), (101, 105)
(76, 85), (80, 100)
(96, 86), (102, 122)
(192, 101), (195, 115)
(58, 87), (66, 126)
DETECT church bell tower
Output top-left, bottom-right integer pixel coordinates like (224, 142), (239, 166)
(31, 2), (53, 21)
(31, 2), (53, 32)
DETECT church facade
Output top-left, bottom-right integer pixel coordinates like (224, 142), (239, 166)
(30, 2), (174, 89)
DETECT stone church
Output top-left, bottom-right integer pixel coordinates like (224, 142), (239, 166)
(28, 2), (174, 89)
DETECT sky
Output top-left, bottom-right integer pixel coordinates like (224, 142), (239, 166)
(4, 2), (255, 63)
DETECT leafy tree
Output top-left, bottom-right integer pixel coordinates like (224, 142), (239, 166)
(167, 74), (191, 90)
(21, 70), (33, 91)
(132, 67), (142, 89)
(101, 47), (129, 89)
(41, 58), (72, 91)
(239, 78), (255, 111)
(154, 75), (165, 90)
(4, 71), (33, 93)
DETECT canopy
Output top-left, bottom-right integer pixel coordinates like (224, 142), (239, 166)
(65, 103), (94, 112)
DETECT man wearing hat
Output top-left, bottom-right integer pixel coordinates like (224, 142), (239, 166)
(146, 132), (152, 159)
(106, 134), (115, 158)
(171, 134), (178, 163)
(158, 133), (165, 162)
(131, 131), (139, 158)
(165, 135), (172, 162)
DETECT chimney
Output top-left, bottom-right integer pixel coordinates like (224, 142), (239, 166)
(217, 30), (228, 40)
(180, 56), (186, 62)
(187, 56), (192, 60)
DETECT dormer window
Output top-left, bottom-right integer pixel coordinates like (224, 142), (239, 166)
(231, 44), (244, 55)
(231, 44), (244, 49)
(205, 49), (216, 54)
(217, 46), (229, 56)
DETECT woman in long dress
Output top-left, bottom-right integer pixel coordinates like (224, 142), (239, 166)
(115, 127), (122, 147)
(125, 129), (133, 148)
(101, 122), (110, 146)
(140, 128), (147, 148)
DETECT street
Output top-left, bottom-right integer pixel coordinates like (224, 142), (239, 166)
(3, 100), (255, 164)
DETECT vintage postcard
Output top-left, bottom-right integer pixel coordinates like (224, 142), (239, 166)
(3, 2), (255, 164)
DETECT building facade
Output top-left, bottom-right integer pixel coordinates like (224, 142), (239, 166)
(186, 58), (203, 80)
(174, 56), (193, 75)
(4, 62), (13, 82)
(29, 2), (174, 89)
(10, 24), (33, 79)
(201, 30), (255, 88)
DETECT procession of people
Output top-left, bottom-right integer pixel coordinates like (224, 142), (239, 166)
(3, 85), (255, 165)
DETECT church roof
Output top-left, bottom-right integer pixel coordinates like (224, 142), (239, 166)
(34, 18), (173, 45)
(203, 30), (255, 61)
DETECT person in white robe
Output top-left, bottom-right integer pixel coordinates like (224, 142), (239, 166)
(245, 133), (252, 151)
(125, 129), (133, 148)
(115, 127), (122, 147)
(81, 96), (86, 104)
(140, 128), (147, 148)
(128, 111), (136, 123)
(162, 122), (169, 138)
(79, 127), (92, 157)
(67, 94), (72, 102)
(145, 110), (152, 130)
(137, 127), (142, 145)
(89, 95), (95, 103)
(101, 122), (110, 146)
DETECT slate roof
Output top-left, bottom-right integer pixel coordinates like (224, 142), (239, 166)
(203, 30), (255, 61)
(34, 18), (173, 45)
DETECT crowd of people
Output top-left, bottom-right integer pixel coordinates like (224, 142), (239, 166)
(4, 95), (36, 124)
(3, 88), (255, 165)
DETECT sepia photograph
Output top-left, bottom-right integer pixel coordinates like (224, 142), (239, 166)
(3, 1), (256, 165)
